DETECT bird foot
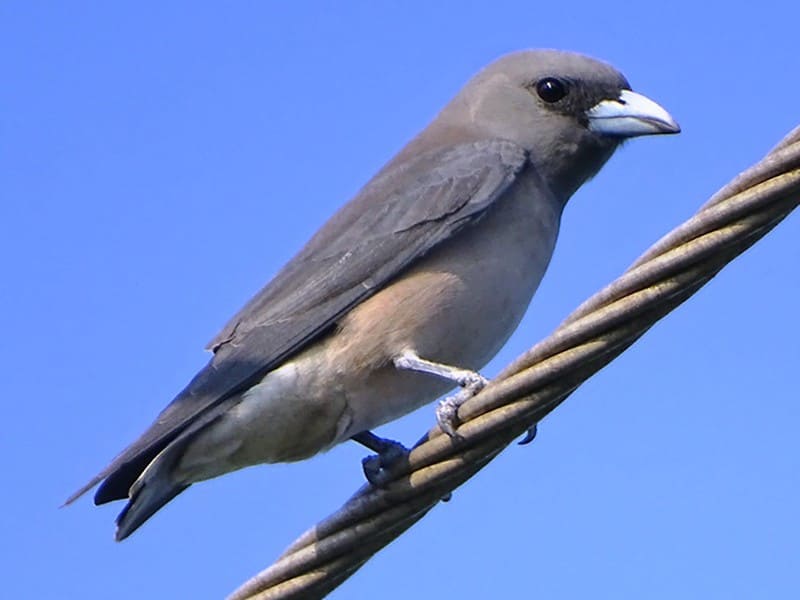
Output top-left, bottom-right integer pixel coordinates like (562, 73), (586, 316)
(436, 374), (488, 437)
(455, 371), (489, 390)
(358, 436), (409, 487)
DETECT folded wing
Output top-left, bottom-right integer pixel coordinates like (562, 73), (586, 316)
(67, 139), (529, 506)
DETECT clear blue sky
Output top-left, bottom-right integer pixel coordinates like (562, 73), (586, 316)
(3, 2), (798, 598)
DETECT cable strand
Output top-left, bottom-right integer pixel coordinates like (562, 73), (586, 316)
(228, 126), (800, 600)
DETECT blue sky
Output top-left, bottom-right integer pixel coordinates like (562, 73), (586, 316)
(3, 2), (798, 598)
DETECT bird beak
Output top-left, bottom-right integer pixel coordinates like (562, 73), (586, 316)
(587, 89), (680, 137)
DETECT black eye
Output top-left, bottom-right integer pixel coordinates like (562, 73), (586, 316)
(536, 77), (567, 103)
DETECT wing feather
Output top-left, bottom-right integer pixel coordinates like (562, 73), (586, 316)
(68, 139), (528, 505)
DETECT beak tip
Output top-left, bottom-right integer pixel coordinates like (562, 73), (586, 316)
(661, 123), (681, 135)
(664, 119), (681, 134)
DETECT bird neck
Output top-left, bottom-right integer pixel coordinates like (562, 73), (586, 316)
(527, 139), (618, 203)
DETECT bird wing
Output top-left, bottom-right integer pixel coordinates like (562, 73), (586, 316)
(68, 139), (528, 505)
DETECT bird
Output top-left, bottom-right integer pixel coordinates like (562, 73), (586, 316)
(66, 49), (680, 541)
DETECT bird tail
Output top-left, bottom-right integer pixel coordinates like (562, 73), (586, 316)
(114, 460), (189, 541)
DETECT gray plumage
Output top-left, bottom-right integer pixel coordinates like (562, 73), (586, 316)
(66, 49), (679, 540)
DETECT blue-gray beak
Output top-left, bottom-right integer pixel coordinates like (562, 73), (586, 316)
(587, 89), (680, 137)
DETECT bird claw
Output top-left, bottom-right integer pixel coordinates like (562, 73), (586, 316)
(435, 379), (482, 438)
(456, 371), (489, 390)
(436, 396), (461, 437)
(361, 438), (409, 487)
(518, 424), (538, 445)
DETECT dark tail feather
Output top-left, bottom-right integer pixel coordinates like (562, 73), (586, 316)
(64, 438), (179, 507)
(114, 476), (189, 541)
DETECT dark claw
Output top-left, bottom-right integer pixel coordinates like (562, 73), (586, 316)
(352, 431), (409, 487)
(361, 454), (387, 486)
(518, 424), (538, 445)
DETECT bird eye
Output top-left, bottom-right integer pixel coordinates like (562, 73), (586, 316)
(535, 77), (567, 103)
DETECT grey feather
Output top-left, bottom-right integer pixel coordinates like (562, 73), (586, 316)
(65, 51), (680, 542)
(66, 139), (528, 506)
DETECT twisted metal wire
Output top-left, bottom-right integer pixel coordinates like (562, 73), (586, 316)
(229, 125), (800, 600)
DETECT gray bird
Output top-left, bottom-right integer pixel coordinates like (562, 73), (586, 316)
(67, 49), (679, 540)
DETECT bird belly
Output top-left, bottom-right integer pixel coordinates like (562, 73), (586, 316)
(175, 355), (352, 482)
(332, 172), (562, 438)
(177, 171), (562, 477)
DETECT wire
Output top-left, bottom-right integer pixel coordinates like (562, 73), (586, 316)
(229, 125), (800, 600)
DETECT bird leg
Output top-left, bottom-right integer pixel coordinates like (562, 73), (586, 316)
(393, 350), (489, 437)
(351, 431), (409, 487)
(353, 351), (490, 486)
